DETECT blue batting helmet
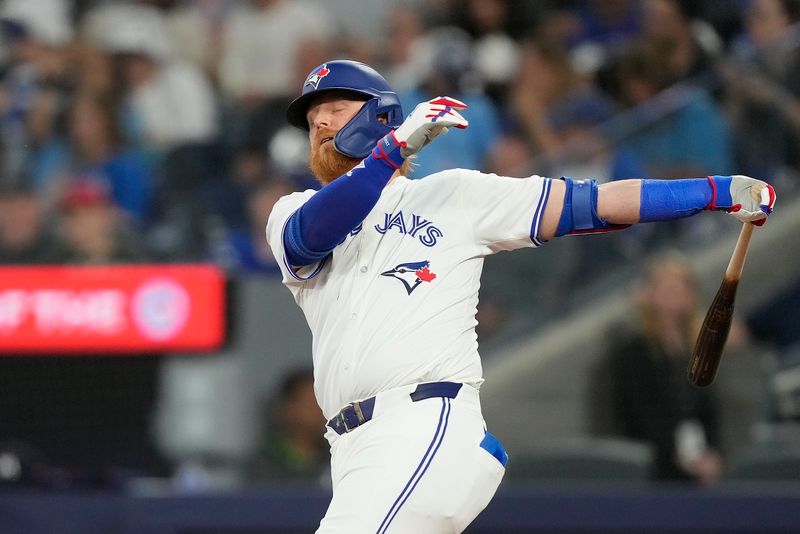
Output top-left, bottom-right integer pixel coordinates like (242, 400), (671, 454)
(286, 60), (403, 159)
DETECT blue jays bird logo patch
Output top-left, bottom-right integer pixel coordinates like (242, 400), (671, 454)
(381, 260), (437, 295)
(305, 64), (330, 89)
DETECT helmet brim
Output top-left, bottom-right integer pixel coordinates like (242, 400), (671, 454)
(286, 88), (373, 131)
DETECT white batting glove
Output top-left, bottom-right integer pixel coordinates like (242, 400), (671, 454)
(372, 96), (468, 169)
(707, 175), (776, 226)
(394, 96), (468, 157)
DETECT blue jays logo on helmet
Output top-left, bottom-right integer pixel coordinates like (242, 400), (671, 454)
(286, 60), (404, 159)
(305, 64), (331, 90)
(381, 260), (437, 295)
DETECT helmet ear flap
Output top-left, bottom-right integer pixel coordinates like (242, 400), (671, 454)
(333, 98), (394, 159)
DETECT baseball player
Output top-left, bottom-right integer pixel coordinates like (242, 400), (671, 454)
(266, 60), (776, 533)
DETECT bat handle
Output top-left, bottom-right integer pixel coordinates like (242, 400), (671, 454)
(725, 223), (754, 280)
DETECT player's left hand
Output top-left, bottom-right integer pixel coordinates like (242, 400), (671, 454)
(393, 96), (468, 158)
(707, 175), (776, 226)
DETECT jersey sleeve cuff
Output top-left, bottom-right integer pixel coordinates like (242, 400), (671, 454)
(529, 178), (552, 247)
(280, 215), (329, 282)
(282, 252), (330, 281)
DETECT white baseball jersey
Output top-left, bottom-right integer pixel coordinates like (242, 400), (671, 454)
(266, 169), (552, 419)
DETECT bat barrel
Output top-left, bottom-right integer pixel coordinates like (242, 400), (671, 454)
(687, 221), (756, 387)
(687, 276), (739, 386)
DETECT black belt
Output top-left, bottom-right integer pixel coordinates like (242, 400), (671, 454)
(327, 382), (463, 435)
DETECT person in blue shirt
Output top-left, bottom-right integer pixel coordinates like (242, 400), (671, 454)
(616, 41), (734, 178)
(398, 27), (500, 178)
(211, 177), (295, 275)
(32, 91), (153, 224)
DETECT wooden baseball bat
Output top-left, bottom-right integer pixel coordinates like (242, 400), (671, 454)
(687, 223), (754, 387)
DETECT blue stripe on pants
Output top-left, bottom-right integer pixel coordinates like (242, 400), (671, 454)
(376, 397), (451, 534)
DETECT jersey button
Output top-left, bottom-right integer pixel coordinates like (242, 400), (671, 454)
(350, 312), (357, 319)
(360, 266), (368, 273)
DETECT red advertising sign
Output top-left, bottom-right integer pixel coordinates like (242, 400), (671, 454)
(0, 265), (226, 354)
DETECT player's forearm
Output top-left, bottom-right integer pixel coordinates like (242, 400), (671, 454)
(284, 154), (399, 266)
(599, 178), (718, 225)
(540, 180), (643, 241)
(597, 179), (643, 224)
(542, 176), (739, 241)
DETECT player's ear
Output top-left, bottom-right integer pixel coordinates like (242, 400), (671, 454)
(377, 113), (388, 125)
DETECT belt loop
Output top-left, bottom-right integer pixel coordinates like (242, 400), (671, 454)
(341, 413), (351, 433)
(410, 381), (462, 402)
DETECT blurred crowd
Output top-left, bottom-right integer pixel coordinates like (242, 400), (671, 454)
(1, 0), (800, 489)
(0, 0), (799, 272)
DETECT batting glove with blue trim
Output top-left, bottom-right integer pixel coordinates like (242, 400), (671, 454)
(707, 175), (776, 226)
(372, 96), (468, 169)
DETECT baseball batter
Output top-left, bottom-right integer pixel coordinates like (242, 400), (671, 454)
(266, 60), (776, 533)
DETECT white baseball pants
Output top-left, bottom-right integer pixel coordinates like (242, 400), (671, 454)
(316, 383), (506, 533)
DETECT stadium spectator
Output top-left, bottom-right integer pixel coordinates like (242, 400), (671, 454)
(641, 0), (723, 85)
(484, 132), (535, 178)
(615, 41), (733, 178)
(69, 43), (116, 98)
(383, 7), (427, 94)
(459, 0), (521, 103)
(58, 178), (150, 264)
(570, 0), (642, 49)
(324, 0), (399, 64)
(84, 3), (218, 155)
(139, 0), (219, 74)
(249, 368), (328, 482)
(0, 180), (65, 264)
(33, 90), (153, 224)
(509, 37), (619, 175)
(507, 35), (647, 188)
(531, 0), (641, 80)
(723, 0), (800, 179)
(218, 0), (332, 103)
(0, 0), (74, 183)
(732, 0), (800, 94)
(604, 255), (723, 484)
(398, 26), (501, 177)
(220, 1), (331, 196)
(210, 176), (294, 275)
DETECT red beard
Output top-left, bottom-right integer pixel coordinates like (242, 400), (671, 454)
(309, 140), (362, 185)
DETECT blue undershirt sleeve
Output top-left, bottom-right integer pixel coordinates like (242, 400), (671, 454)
(283, 154), (399, 266)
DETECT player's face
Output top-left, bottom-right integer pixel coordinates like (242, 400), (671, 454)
(307, 95), (365, 185)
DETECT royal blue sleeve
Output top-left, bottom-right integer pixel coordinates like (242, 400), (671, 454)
(283, 153), (400, 266)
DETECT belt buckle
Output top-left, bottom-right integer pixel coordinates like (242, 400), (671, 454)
(341, 401), (366, 433)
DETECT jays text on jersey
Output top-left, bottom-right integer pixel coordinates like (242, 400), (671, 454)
(266, 169), (552, 419)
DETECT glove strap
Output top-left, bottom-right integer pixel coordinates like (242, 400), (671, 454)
(706, 175), (738, 211)
(372, 131), (406, 170)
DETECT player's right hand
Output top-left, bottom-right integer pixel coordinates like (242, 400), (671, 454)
(707, 175), (776, 226)
(393, 96), (468, 158)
